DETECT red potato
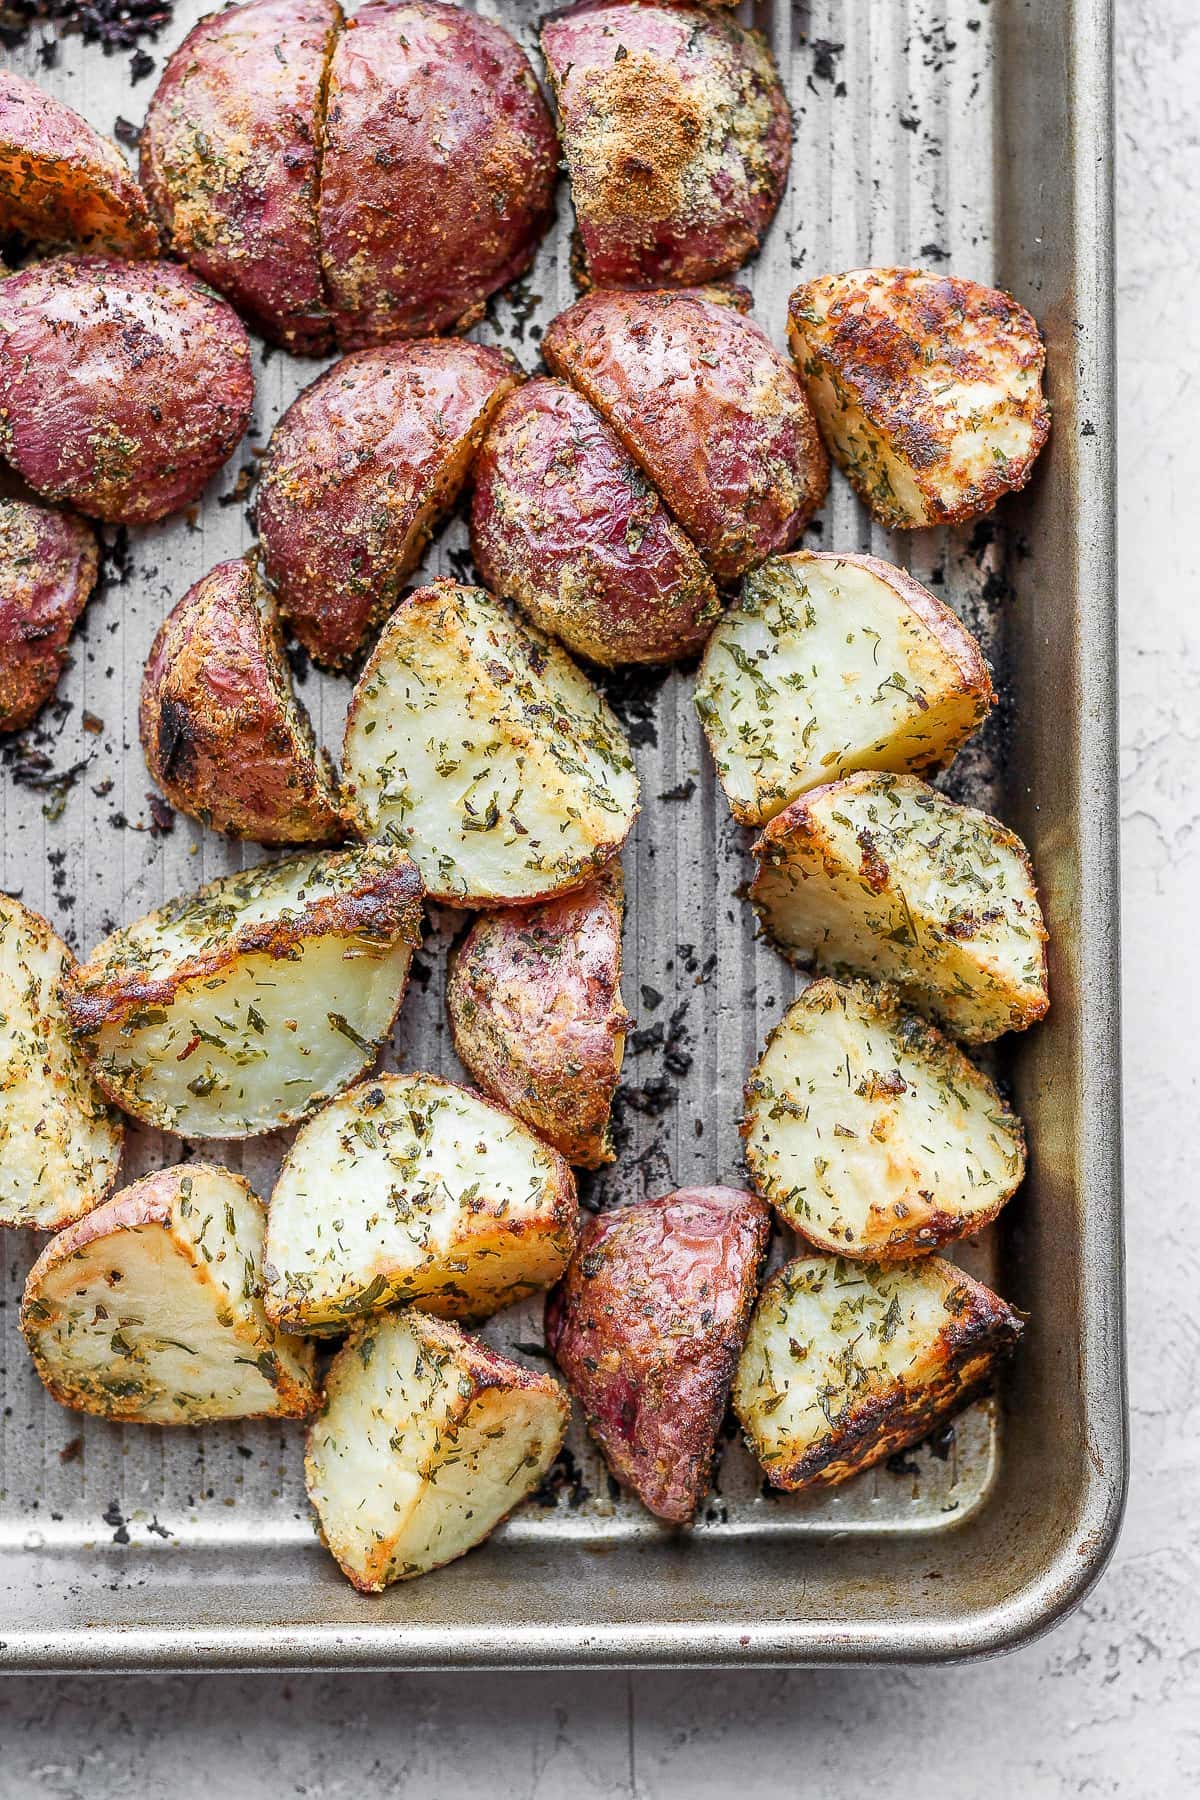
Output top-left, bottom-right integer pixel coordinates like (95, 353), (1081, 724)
(141, 0), (341, 354)
(319, 0), (558, 347)
(541, 1), (790, 290)
(0, 256), (254, 525)
(0, 70), (157, 257)
(543, 287), (828, 583)
(258, 339), (519, 668)
(469, 377), (719, 666)
(0, 496), (97, 732)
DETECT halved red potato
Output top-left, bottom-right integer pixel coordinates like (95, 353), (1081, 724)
(0, 256), (254, 525)
(541, 1), (790, 289)
(140, 556), (346, 846)
(319, 0), (558, 347)
(140, 0), (340, 354)
(0, 70), (158, 256)
(543, 288), (828, 583)
(258, 340), (518, 668)
(0, 495), (97, 732)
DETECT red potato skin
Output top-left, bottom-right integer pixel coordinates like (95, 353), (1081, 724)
(545, 1186), (772, 1521)
(541, 1), (790, 290)
(0, 496), (97, 732)
(470, 378), (719, 666)
(258, 339), (519, 668)
(0, 70), (158, 257)
(319, 0), (558, 347)
(0, 256), (254, 526)
(140, 0), (341, 355)
(543, 288), (828, 583)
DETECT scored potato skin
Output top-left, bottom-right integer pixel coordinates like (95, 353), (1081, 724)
(545, 1186), (771, 1521)
(0, 496), (97, 732)
(319, 0), (557, 347)
(0, 256), (254, 525)
(0, 70), (158, 257)
(469, 378), (720, 666)
(140, 0), (341, 354)
(543, 288), (828, 583)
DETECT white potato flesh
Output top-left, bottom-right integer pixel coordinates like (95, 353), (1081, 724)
(264, 1072), (578, 1331)
(743, 979), (1025, 1257)
(750, 773), (1049, 1042)
(341, 582), (639, 905)
(306, 1309), (569, 1591)
(0, 895), (122, 1229)
(694, 551), (993, 825)
(20, 1164), (318, 1424)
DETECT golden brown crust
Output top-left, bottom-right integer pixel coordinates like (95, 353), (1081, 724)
(0, 69), (158, 257)
(0, 496), (97, 732)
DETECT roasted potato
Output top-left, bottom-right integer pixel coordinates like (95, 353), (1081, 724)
(469, 378), (719, 667)
(0, 69), (157, 257)
(694, 550), (994, 826)
(258, 341), (518, 669)
(62, 845), (423, 1139)
(140, 0), (340, 354)
(20, 1164), (319, 1424)
(342, 581), (639, 906)
(751, 773), (1049, 1043)
(733, 1253), (1023, 1490)
(306, 1308), (569, 1591)
(0, 255), (254, 525)
(543, 287), (828, 583)
(545, 1186), (770, 1522)
(0, 495), (97, 732)
(140, 556), (346, 846)
(446, 869), (628, 1168)
(0, 894), (122, 1231)
(788, 268), (1051, 529)
(540, 1), (790, 290)
(743, 979), (1026, 1259)
(319, 0), (557, 347)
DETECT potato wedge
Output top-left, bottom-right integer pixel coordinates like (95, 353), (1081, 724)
(0, 495), (97, 732)
(264, 1072), (579, 1331)
(733, 1253), (1023, 1490)
(743, 979), (1026, 1258)
(258, 342), (518, 669)
(140, 0), (340, 353)
(62, 846), (423, 1139)
(306, 1309), (569, 1591)
(788, 268), (1051, 529)
(694, 550), (994, 826)
(140, 556), (346, 846)
(447, 870), (628, 1169)
(540, 1), (790, 289)
(20, 1164), (318, 1424)
(0, 69), (158, 257)
(751, 773), (1049, 1043)
(469, 378), (719, 667)
(543, 287), (828, 583)
(0, 895), (122, 1231)
(545, 1186), (770, 1521)
(342, 581), (639, 906)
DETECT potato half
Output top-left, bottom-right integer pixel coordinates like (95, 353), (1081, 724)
(743, 979), (1025, 1258)
(788, 268), (1051, 529)
(342, 581), (639, 906)
(0, 895), (122, 1231)
(264, 1072), (578, 1331)
(140, 556), (346, 846)
(62, 846), (423, 1139)
(0, 495), (97, 733)
(21, 1164), (318, 1424)
(447, 870), (628, 1169)
(0, 69), (158, 256)
(751, 773), (1049, 1043)
(694, 550), (994, 826)
(306, 1309), (569, 1591)
(733, 1253), (1023, 1490)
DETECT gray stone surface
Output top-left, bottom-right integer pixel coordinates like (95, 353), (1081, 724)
(0, 0), (1196, 1792)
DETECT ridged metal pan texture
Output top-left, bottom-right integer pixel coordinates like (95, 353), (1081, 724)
(0, 0), (1123, 1667)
